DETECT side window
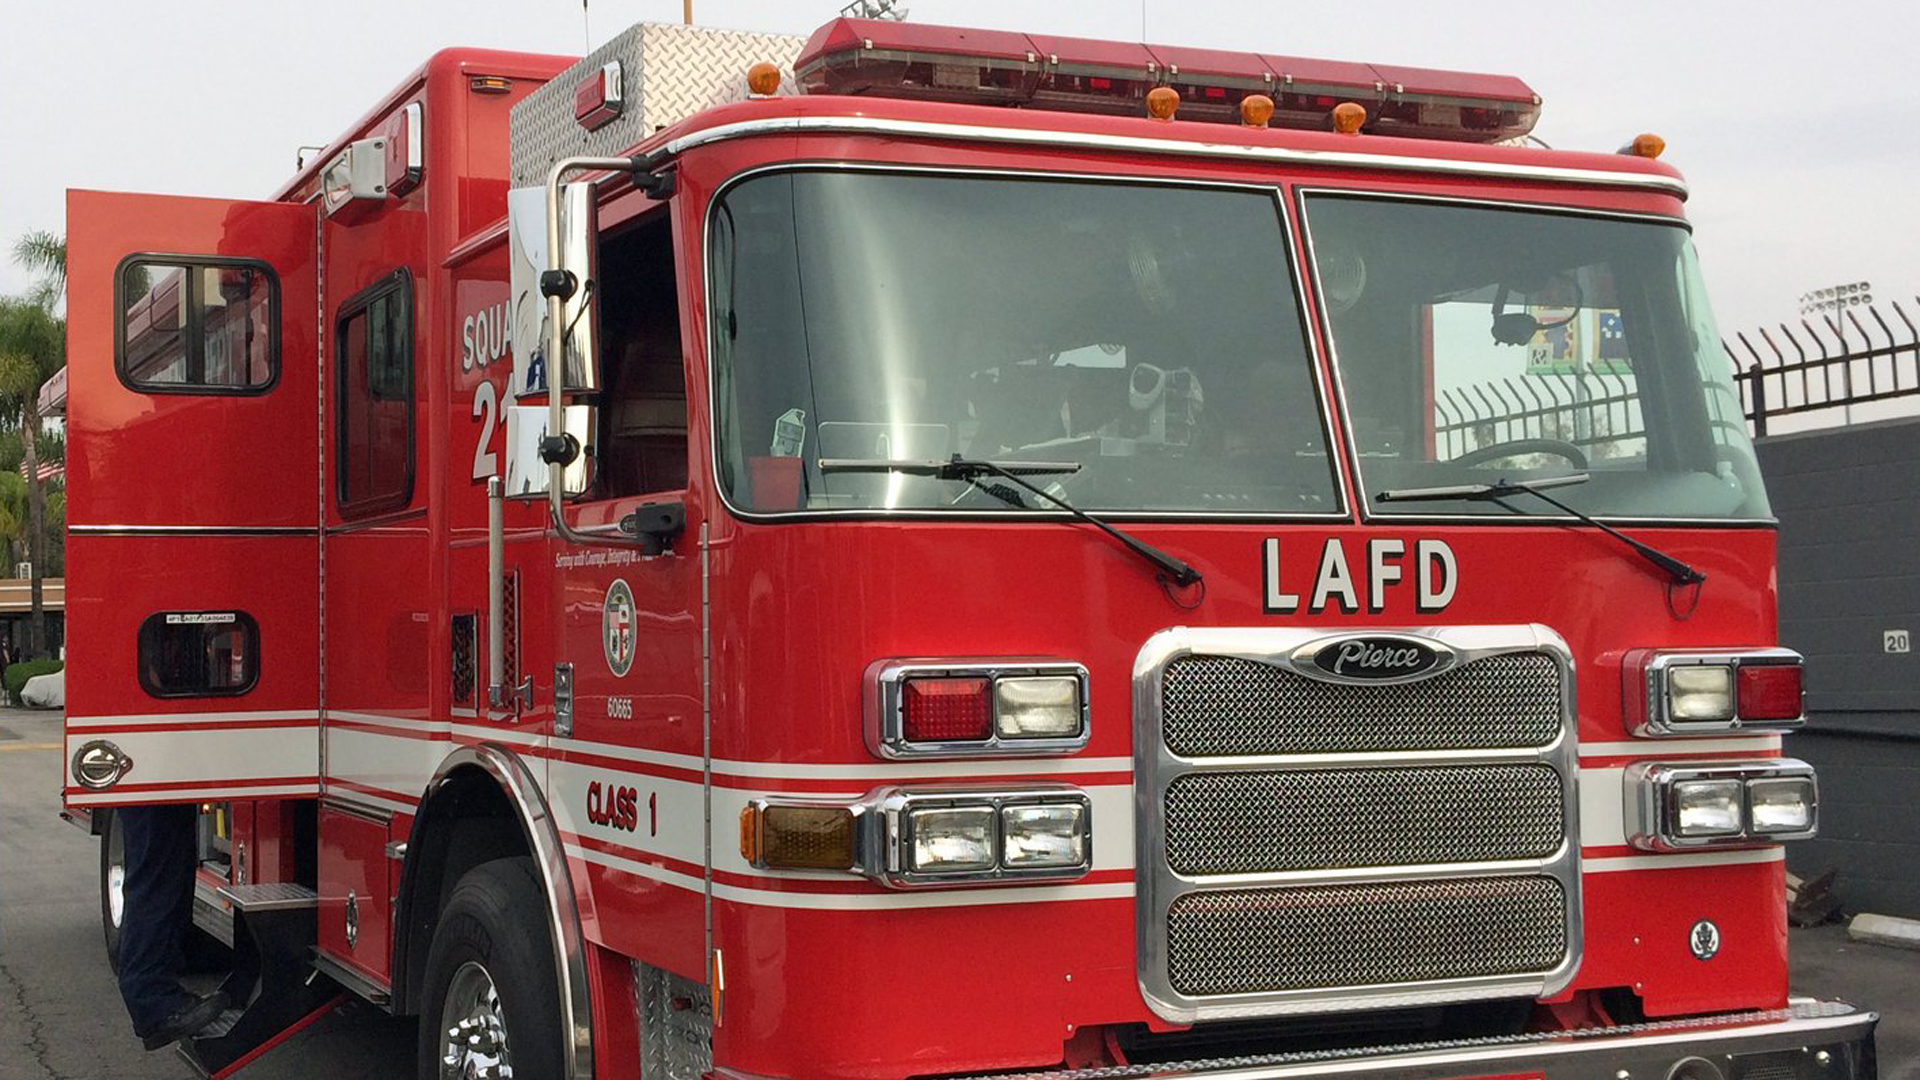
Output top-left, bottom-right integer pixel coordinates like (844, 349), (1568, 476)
(336, 271), (415, 514)
(138, 611), (260, 698)
(117, 257), (278, 392)
(594, 212), (687, 497)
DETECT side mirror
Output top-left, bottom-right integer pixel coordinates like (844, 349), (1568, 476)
(507, 183), (600, 399)
(503, 404), (595, 498)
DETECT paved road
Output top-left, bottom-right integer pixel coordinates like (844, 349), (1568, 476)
(4, 705), (1916, 1079)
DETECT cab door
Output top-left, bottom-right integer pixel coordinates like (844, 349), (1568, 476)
(63, 190), (321, 807)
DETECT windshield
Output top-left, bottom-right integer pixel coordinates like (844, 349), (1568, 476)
(1303, 194), (1769, 521)
(709, 171), (1340, 515)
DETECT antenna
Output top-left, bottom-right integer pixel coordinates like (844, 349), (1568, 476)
(840, 0), (908, 20)
(581, 0), (591, 50)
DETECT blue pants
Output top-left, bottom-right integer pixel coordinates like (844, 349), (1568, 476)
(114, 804), (198, 1036)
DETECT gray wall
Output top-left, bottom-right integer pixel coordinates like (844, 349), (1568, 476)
(1756, 416), (1920, 918)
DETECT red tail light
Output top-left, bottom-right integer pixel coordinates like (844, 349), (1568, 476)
(902, 677), (993, 742)
(1737, 664), (1804, 722)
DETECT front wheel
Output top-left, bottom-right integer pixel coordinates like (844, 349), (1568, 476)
(416, 857), (564, 1080)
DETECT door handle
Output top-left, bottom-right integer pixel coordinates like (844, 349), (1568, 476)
(71, 740), (136, 790)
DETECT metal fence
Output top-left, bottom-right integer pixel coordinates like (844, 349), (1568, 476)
(1430, 298), (1919, 454)
(1726, 298), (1920, 436)
(1432, 371), (1645, 461)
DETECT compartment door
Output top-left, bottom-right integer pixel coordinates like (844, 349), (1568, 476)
(63, 190), (321, 806)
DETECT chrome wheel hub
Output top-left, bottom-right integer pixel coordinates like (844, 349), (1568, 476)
(107, 825), (127, 928)
(439, 961), (512, 1079)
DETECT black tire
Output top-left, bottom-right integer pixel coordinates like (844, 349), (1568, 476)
(100, 809), (126, 974)
(415, 857), (565, 1080)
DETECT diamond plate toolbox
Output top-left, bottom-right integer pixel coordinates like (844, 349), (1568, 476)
(510, 22), (806, 187)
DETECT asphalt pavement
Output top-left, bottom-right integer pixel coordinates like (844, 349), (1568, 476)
(2, 705), (1915, 1079)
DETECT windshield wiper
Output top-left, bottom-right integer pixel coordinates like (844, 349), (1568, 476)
(819, 455), (1203, 588)
(1376, 473), (1706, 586)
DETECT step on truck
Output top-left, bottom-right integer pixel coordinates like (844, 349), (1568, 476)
(61, 14), (1877, 1080)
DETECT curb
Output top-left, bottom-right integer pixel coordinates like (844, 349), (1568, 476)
(1847, 913), (1920, 950)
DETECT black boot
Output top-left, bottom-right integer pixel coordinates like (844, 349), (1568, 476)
(140, 990), (231, 1051)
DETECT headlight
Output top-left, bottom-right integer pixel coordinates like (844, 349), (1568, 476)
(1001, 802), (1088, 868)
(1673, 779), (1743, 836)
(877, 788), (1093, 886)
(1667, 666), (1735, 722)
(1748, 777), (1817, 834)
(995, 676), (1084, 739)
(907, 806), (996, 873)
(1626, 760), (1819, 850)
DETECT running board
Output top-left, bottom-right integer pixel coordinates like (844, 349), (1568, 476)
(179, 883), (336, 1077)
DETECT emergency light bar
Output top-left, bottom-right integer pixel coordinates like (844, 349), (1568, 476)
(795, 17), (1541, 142)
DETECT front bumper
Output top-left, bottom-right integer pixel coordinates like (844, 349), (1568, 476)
(965, 1000), (1876, 1080)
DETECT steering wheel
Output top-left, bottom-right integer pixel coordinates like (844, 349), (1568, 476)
(1452, 438), (1589, 470)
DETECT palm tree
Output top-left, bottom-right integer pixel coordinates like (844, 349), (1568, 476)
(12, 231), (66, 310)
(6, 232), (66, 660)
(0, 299), (64, 657)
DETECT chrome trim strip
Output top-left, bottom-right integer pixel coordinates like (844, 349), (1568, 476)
(1132, 624), (1583, 1023)
(865, 658), (1091, 759)
(423, 744), (594, 1080)
(699, 161), (1353, 524)
(650, 115), (1690, 198)
(311, 950), (392, 1006)
(958, 1000), (1874, 1080)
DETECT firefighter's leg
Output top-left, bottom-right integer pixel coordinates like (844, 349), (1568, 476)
(114, 803), (199, 1035)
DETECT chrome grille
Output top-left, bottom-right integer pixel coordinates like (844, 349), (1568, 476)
(1134, 626), (1581, 1023)
(1164, 765), (1564, 876)
(1161, 653), (1561, 757)
(1166, 877), (1568, 996)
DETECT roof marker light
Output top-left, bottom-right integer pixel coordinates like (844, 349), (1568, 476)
(1620, 132), (1666, 158)
(469, 75), (513, 95)
(1240, 93), (1274, 127)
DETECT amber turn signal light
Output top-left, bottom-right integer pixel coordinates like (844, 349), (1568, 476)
(1146, 86), (1180, 121)
(1332, 101), (1367, 135)
(1239, 93), (1275, 128)
(747, 62), (782, 97)
(741, 803), (857, 871)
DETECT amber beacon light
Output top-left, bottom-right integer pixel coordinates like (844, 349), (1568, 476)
(1145, 86), (1180, 121)
(746, 61), (782, 97)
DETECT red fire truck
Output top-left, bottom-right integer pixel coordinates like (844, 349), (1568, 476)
(61, 14), (1876, 1080)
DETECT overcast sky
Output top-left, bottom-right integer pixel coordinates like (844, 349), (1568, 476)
(3, 0), (1914, 334)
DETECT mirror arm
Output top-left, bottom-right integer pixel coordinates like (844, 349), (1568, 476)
(542, 155), (650, 548)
